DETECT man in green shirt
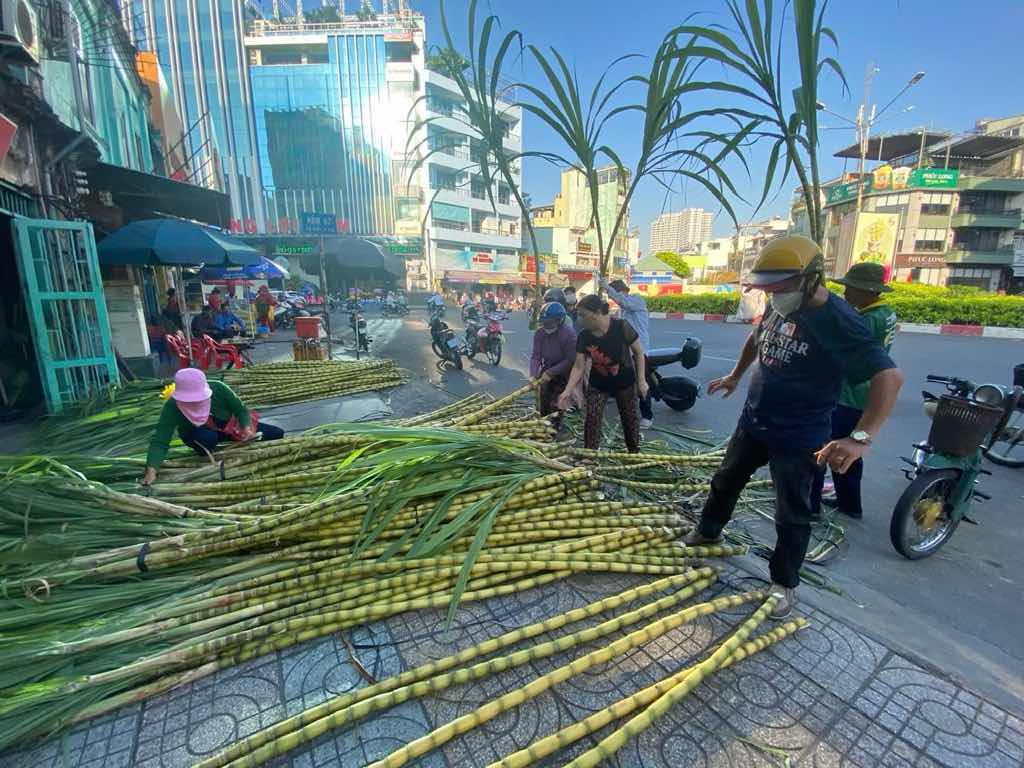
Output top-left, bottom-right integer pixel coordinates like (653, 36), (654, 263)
(812, 262), (897, 519)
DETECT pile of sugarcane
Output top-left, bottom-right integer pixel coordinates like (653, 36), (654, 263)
(0, 384), (801, 761)
(28, 359), (406, 457)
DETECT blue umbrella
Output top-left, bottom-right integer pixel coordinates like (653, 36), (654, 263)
(97, 218), (261, 267)
(199, 257), (289, 281)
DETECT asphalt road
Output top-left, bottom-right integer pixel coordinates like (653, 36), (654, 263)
(347, 306), (1024, 714)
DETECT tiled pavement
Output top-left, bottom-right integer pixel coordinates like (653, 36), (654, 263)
(6, 564), (1023, 768)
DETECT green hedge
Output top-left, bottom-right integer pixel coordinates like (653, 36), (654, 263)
(644, 293), (739, 314)
(827, 282), (1024, 327)
(640, 284), (1024, 327)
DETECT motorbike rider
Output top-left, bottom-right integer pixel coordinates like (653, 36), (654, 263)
(811, 261), (898, 520)
(683, 236), (903, 619)
(427, 290), (445, 316)
(530, 302), (577, 429)
(563, 286), (579, 329)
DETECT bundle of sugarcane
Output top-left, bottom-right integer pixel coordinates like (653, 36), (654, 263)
(0, 424), (747, 751)
(220, 359), (405, 406)
(28, 360), (407, 459)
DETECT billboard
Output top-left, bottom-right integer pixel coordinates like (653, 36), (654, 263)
(851, 212), (900, 275)
(825, 168), (960, 205)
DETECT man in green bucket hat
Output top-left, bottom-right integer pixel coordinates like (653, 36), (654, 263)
(812, 261), (897, 519)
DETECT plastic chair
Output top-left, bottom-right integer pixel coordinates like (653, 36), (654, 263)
(163, 333), (192, 370)
(202, 335), (243, 369)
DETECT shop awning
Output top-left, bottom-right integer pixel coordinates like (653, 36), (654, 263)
(444, 270), (530, 285)
(318, 237), (405, 276)
(834, 131), (948, 161)
(98, 218), (261, 266)
(88, 163), (231, 228)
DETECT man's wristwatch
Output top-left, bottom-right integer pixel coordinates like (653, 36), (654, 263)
(849, 430), (872, 445)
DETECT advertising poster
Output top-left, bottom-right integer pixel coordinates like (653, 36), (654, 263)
(851, 212), (900, 277)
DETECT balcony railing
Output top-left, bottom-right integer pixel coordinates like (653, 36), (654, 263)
(430, 142), (471, 160)
(951, 208), (1022, 229)
(426, 98), (457, 117)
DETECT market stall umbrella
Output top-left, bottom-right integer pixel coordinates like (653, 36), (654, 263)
(199, 257), (290, 281)
(97, 218), (261, 267)
(98, 219), (261, 360)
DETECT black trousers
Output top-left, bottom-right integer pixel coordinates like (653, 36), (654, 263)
(182, 420), (285, 455)
(697, 425), (818, 588)
(811, 404), (864, 518)
(639, 356), (654, 420)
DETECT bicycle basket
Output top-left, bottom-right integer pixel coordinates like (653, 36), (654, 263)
(927, 396), (1004, 457)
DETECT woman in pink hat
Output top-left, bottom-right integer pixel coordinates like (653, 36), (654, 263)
(141, 368), (284, 485)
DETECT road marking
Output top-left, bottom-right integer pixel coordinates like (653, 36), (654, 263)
(700, 355), (739, 363)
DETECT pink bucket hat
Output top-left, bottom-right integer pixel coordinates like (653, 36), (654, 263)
(172, 368), (213, 402)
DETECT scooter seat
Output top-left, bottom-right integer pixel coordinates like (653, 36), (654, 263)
(646, 347), (683, 367)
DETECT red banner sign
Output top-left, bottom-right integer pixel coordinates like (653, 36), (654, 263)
(472, 252), (493, 265)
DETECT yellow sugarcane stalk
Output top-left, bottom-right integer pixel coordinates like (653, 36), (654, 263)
(488, 618), (807, 768)
(366, 590), (766, 768)
(563, 595), (780, 768)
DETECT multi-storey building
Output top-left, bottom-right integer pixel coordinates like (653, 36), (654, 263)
(649, 208), (714, 256)
(808, 118), (1024, 292)
(126, 0), (265, 232)
(531, 165), (632, 287)
(421, 64), (525, 293)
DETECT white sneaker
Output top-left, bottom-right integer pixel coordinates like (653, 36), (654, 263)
(639, 418), (653, 429)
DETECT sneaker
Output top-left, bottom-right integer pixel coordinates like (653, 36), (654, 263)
(682, 529), (724, 547)
(769, 584), (796, 620)
(639, 418), (653, 430)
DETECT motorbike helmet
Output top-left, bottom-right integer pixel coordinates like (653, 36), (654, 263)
(539, 301), (566, 330)
(543, 288), (566, 307)
(743, 235), (824, 289)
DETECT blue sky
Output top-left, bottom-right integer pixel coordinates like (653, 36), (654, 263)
(414, 0), (1021, 252)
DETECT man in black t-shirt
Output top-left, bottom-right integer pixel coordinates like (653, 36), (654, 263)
(685, 237), (904, 619)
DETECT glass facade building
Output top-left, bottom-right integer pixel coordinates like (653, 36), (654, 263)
(250, 32), (395, 235)
(126, 0), (266, 231)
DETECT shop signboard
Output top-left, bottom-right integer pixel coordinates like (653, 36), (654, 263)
(299, 212), (337, 235)
(851, 212), (900, 276)
(895, 253), (947, 269)
(826, 167), (961, 206)
(386, 242), (421, 256)
(275, 244), (314, 255)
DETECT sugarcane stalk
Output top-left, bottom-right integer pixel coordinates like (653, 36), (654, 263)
(488, 619), (808, 768)
(202, 570), (720, 768)
(366, 590), (766, 768)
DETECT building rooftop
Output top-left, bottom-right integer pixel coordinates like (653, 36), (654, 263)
(834, 130), (948, 161)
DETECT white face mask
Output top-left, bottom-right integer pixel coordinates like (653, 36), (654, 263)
(770, 290), (804, 317)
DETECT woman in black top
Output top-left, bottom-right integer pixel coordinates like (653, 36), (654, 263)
(558, 294), (648, 452)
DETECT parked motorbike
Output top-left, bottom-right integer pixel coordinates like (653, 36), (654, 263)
(463, 311), (483, 359)
(645, 338), (703, 411)
(890, 372), (1022, 560)
(428, 307), (462, 370)
(274, 298), (308, 329)
(984, 363), (1024, 468)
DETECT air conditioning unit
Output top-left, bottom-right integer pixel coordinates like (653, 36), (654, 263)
(0, 0), (40, 65)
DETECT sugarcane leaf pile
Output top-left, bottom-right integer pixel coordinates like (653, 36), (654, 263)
(1, 386), (802, 764)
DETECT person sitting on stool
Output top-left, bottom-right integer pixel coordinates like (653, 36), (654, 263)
(141, 368), (284, 485)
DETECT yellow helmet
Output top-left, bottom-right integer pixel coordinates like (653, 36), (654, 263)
(744, 235), (824, 288)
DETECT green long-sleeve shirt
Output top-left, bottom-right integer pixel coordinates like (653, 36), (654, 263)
(146, 380), (249, 468)
(838, 301), (897, 411)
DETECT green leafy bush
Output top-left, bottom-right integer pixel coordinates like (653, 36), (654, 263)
(644, 293), (739, 314)
(826, 281), (1024, 327)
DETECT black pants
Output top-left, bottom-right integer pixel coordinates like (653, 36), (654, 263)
(811, 404), (864, 518)
(639, 356), (654, 420)
(697, 425), (818, 588)
(182, 420), (285, 455)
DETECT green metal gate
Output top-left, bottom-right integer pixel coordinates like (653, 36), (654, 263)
(12, 217), (119, 413)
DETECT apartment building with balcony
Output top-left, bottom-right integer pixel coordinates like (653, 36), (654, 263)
(421, 67), (525, 292)
(810, 117), (1024, 292)
(530, 165), (632, 287)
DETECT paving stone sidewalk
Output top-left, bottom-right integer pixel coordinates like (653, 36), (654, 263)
(6, 562), (1022, 768)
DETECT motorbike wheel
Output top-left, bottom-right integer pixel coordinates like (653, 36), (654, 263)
(486, 339), (502, 366)
(889, 468), (962, 560)
(431, 341), (447, 360)
(451, 349), (463, 370)
(464, 336), (478, 359)
(984, 409), (1024, 468)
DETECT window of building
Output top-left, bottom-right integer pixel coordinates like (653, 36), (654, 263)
(913, 228), (947, 252)
(920, 192), (952, 216)
(497, 184), (510, 205)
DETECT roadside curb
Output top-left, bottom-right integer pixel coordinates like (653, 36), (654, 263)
(650, 312), (1024, 338)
